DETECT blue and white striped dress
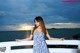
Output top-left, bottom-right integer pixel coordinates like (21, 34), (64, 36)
(33, 30), (49, 53)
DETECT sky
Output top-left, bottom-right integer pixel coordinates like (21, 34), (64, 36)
(0, 0), (80, 31)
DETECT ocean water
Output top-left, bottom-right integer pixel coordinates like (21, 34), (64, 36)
(0, 28), (80, 42)
(48, 28), (80, 39)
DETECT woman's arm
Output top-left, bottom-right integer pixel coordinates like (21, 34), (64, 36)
(16, 27), (34, 41)
(16, 34), (33, 41)
(46, 30), (64, 40)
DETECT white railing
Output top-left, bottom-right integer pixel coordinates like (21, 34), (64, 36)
(0, 40), (80, 53)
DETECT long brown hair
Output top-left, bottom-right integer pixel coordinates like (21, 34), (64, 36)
(32, 16), (47, 35)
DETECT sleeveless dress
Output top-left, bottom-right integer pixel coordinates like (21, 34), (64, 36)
(33, 30), (50, 53)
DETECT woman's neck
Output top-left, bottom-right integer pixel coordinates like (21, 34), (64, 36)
(37, 26), (41, 29)
(36, 26), (42, 32)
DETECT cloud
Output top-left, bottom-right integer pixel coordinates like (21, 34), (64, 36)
(0, 0), (80, 26)
(0, 11), (6, 16)
(0, 22), (80, 31)
(0, 23), (33, 31)
(46, 22), (80, 29)
(44, 16), (69, 24)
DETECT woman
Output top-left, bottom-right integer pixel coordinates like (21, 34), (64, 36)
(16, 16), (64, 53)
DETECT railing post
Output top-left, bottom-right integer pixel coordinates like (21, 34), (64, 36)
(77, 41), (80, 53)
(78, 42), (80, 49)
(5, 46), (11, 53)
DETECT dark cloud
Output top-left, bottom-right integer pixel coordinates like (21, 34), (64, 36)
(0, 0), (80, 26)
(0, 11), (6, 16)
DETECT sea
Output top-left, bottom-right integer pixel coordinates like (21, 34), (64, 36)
(0, 28), (80, 42)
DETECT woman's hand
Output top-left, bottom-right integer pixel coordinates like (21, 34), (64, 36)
(59, 38), (64, 41)
(15, 39), (22, 42)
(49, 37), (65, 41)
(15, 38), (31, 42)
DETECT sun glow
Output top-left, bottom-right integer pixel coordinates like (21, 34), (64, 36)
(17, 23), (33, 30)
(18, 25), (33, 30)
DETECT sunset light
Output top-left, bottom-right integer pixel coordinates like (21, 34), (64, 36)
(17, 25), (33, 30)
(15, 23), (33, 30)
